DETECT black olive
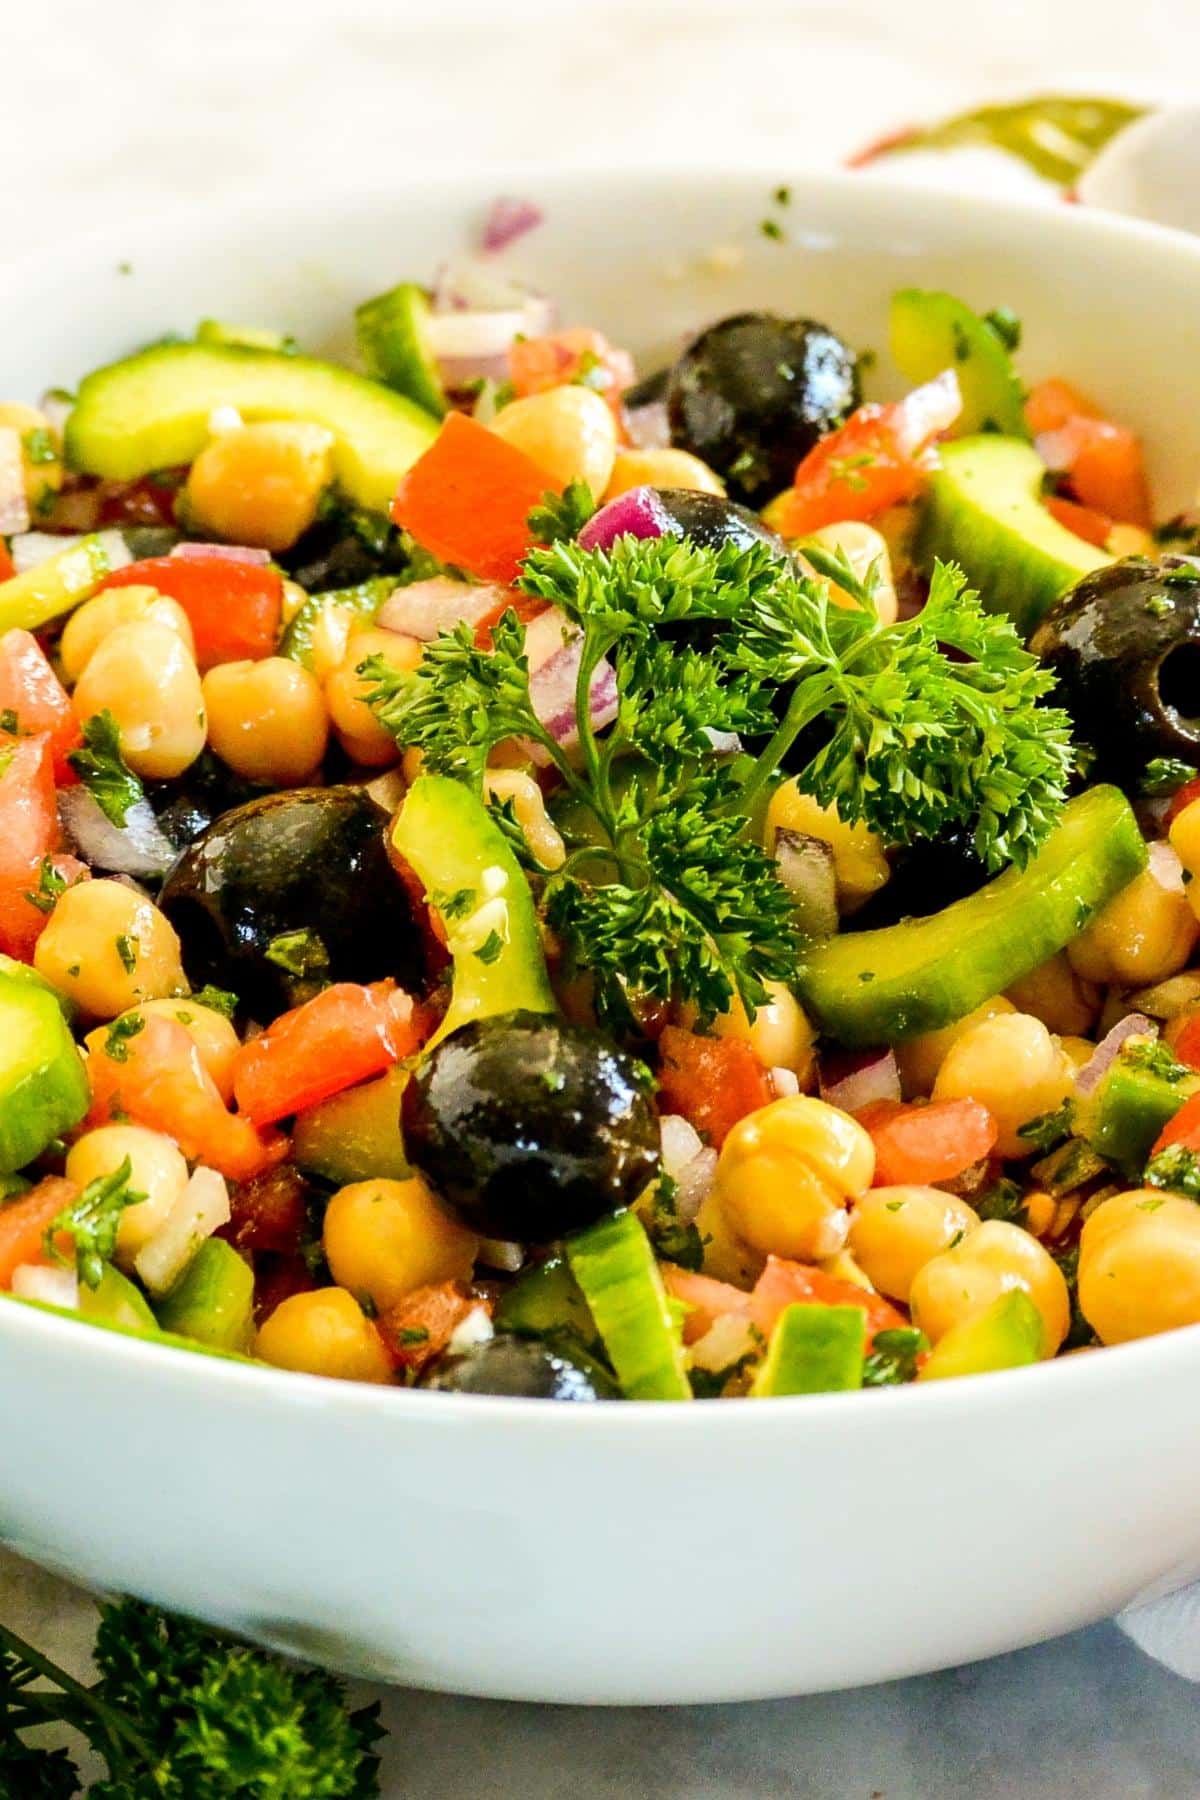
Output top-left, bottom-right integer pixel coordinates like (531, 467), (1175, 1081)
(650, 487), (790, 556)
(666, 313), (859, 505)
(279, 507), (410, 592)
(146, 750), (269, 852)
(402, 1011), (660, 1242)
(420, 1333), (620, 1400)
(846, 826), (990, 931)
(158, 786), (419, 1016)
(1030, 558), (1200, 787)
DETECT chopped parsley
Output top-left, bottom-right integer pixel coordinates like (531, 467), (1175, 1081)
(760, 218), (784, 241)
(114, 932), (139, 975)
(44, 1157), (145, 1288)
(1145, 1143), (1200, 1198)
(862, 1326), (927, 1387)
(1016, 1099), (1075, 1153)
(103, 1012), (145, 1061)
(264, 928), (331, 984)
(0, 707), (19, 735)
(24, 856), (67, 915)
(527, 480), (596, 546)
(431, 886), (476, 921)
(21, 426), (57, 466)
(474, 929), (505, 966)
(974, 1178), (1029, 1228)
(1121, 1038), (1193, 1083)
(190, 983), (239, 1019)
(643, 1172), (705, 1273)
(1141, 756), (1198, 797)
(983, 306), (1022, 352)
(67, 709), (146, 827)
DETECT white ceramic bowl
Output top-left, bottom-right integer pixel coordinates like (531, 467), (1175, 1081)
(4, 172), (1200, 1705)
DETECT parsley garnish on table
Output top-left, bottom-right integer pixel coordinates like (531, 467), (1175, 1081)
(0, 1597), (383, 1797)
(366, 535), (1073, 1026)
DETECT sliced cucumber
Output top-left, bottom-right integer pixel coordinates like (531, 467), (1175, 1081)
(0, 972), (90, 1174)
(356, 282), (447, 418)
(1078, 1049), (1199, 1176)
(156, 1237), (255, 1352)
(494, 1251), (601, 1355)
(279, 576), (394, 670)
(918, 1290), (1042, 1381)
(65, 341), (439, 515)
(917, 435), (1109, 636)
(78, 1263), (158, 1333)
(796, 786), (1147, 1045)
(890, 290), (1027, 438)
(566, 1210), (691, 1401)
(292, 1065), (410, 1185)
(751, 1303), (866, 1397)
(0, 530), (128, 635)
(196, 318), (296, 353)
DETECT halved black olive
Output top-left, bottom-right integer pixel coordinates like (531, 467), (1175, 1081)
(420, 1334), (619, 1400)
(666, 313), (859, 504)
(146, 749), (269, 852)
(158, 786), (418, 1016)
(402, 1011), (660, 1242)
(650, 487), (789, 556)
(1030, 558), (1200, 787)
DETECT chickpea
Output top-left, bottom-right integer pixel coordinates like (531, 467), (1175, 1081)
(490, 386), (617, 496)
(1170, 799), (1200, 920)
(909, 1219), (1070, 1358)
(933, 1011), (1075, 1158)
(65, 1124), (189, 1265)
(1078, 1189), (1200, 1345)
(1066, 862), (1198, 987)
(184, 421), (335, 552)
(895, 996), (1015, 1100)
(322, 1175), (479, 1312)
(60, 586), (195, 684)
(715, 1095), (874, 1262)
(35, 879), (186, 1018)
(765, 781), (889, 910)
(325, 626), (420, 768)
(72, 621), (206, 780)
(797, 522), (898, 625)
(203, 656), (328, 786)
(1059, 1035), (1095, 1072)
(280, 579), (309, 626)
(256, 1287), (393, 1383)
(693, 1189), (765, 1288)
(1005, 952), (1099, 1038)
(683, 979), (816, 1081)
(483, 769), (566, 871)
(1106, 523), (1155, 558)
(848, 1186), (980, 1304)
(134, 998), (239, 1103)
(605, 447), (724, 499)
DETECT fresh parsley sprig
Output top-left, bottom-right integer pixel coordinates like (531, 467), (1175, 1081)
(67, 711), (145, 828)
(44, 1157), (145, 1289)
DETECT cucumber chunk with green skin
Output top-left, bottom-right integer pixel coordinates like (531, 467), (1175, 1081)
(78, 1263), (158, 1333)
(796, 785), (1147, 1046)
(890, 290), (1028, 438)
(195, 318), (296, 353)
(494, 1251), (602, 1356)
(1078, 1049), (1200, 1176)
(0, 974), (90, 1173)
(566, 1210), (692, 1401)
(156, 1237), (255, 1352)
(356, 283), (447, 418)
(917, 435), (1109, 636)
(918, 1290), (1043, 1381)
(279, 576), (394, 670)
(65, 341), (439, 515)
(292, 1065), (410, 1185)
(0, 530), (128, 635)
(751, 1303), (866, 1397)
(392, 774), (556, 1045)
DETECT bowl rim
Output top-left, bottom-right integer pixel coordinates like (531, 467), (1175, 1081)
(5, 164), (1200, 1427)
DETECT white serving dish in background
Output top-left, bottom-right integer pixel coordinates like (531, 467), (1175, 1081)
(2, 171), (1200, 1704)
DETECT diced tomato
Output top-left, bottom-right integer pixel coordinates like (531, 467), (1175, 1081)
(390, 412), (559, 584)
(253, 1252), (317, 1325)
(774, 370), (962, 538)
(1152, 1090), (1200, 1156)
(100, 555), (284, 669)
(88, 1012), (282, 1182)
(0, 543), (13, 582)
(657, 1025), (774, 1149)
(376, 1281), (488, 1374)
(0, 629), (81, 782)
(232, 981), (428, 1127)
(0, 1177), (77, 1290)
(95, 473), (182, 529)
(749, 1255), (906, 1346)
(1026, 378), (1151, 527)
(0, 732), (65, 961)
(222, 1163), (310, 1255)
(1045, 495), (1113, 549)
(1164, 1011), (1200, 1073)
(856, 1096), (998, 1187)
(661, 1264), (752, 1344)
(509, 327), (635, 424)
(1167, 778), (1200, 828)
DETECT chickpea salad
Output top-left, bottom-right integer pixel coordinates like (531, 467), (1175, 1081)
(0, 246), (1198, 1404)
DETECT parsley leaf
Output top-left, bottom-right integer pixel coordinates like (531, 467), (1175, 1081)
(862, 1326), (927, 1386)
(1145, 1143), (1200, 1198)
(67, 710), (146, 827)
(1121, 1038), (1192, 1083)
(527, 480), (596, 545)
(1141, 756), (1197, 797)
(44, 1156), (145, 1288)
(1016, 1098), (1075, 1153)
(24, 856), (67, 915)
(103, 1012), (145, 1061)
(190, 983), (239, 1019)
(264, 929), (330, 985)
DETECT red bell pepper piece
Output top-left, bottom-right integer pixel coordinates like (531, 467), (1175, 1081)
(390, 411), (558, 584)
(232, 980), (428, 1127)
(100, 555), (283, 669)
(656, 1025), (774, 1149)
(0, 628), (81, 782)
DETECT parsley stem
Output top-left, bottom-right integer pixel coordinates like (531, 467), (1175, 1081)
(735, 682), (835, 821)
(0, 1621), (150, 1765)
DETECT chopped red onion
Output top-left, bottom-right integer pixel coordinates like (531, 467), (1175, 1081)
(1074, 1013), (1156, 1099)
(660, 1113), (704, 1177)
(774, 829), (839, 940)
(378, 577), (503, 641)
(10, 530), (81, 574)
(0, 428), (29, 535)
(1034, 428), (1076, 473)
(624, 398), (671, 450)
(60, 786), (177, 878)
(171, 541), (272, 566)
(703, 727), (742, 757)
(527, 638), (619, 757)
(481, 196), (545, 254)
(1148, 839), (1186, 892)
(578, 486), (671, 551)
(770, 1066), (801, 1098)
(893, 369), (962, 459)
(675, 1147), (718, 1221)
(820, 1047), (901, 1114)
(425, 294), (555, 389)
(11, 1262), (78, 1309)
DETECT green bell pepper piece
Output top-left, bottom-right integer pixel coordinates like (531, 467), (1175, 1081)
(1078, 1043), (1200, 1176)
(751, 1303), (866, 1396)
(0, 971), (90, 1173)
(494, 1251), (601, 1355)
(355, 282), (447, 418)
(156, 1237), (255, 1352)
(918, 1290), (1043, 1381)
